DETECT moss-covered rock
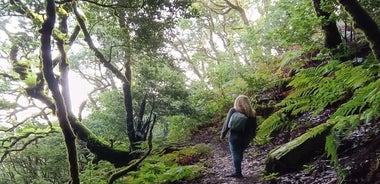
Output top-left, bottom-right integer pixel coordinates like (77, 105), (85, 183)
(265, 121), (336, 174)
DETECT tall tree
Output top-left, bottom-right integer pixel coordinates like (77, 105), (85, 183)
(40, 1), (79, 183)
(0, 0), (193, 172)
(73, 0), (192, 149)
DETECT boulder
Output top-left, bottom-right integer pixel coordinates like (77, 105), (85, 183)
(265, 121), (335, 174)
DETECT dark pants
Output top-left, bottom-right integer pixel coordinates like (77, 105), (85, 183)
(229, 133), (245, 174)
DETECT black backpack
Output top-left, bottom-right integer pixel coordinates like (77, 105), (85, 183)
(242, 116), (257, 149)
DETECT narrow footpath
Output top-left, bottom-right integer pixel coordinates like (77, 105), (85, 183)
(188, 125), (269, 184)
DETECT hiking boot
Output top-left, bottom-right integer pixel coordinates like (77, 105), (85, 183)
(224, 173), (243, 178)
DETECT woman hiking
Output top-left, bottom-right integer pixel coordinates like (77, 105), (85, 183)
(220, 95), (257, 178)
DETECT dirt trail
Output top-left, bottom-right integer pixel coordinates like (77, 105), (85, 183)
(188, 126), (269, 184)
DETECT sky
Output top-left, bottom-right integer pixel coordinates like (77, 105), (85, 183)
(68, 72), (92, 114)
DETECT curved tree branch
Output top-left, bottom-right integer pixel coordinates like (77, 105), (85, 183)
(72, 3), (129, 84)
(223, 0), (249, 25)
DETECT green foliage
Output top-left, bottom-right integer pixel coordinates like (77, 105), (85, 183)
(83, 0), (193, 53)
(324, 117), (357, 182)
(165, 115), (202, 142)
(80, 161), (115, 184)
(189, 86), (232, 119)
(262, 172), (279, 181)
(188, 62), (253, 122)
(0, 132), (70, 184)
(333, 79), (380, 120)
(280, 61), (345, 116)
(256, 51), (380, 182)
(259, 56), (380, 146)
(119, 144), (209, 184)
(358, 0), (380, 25)
(23, 72), (37, 86)
(244, 0), (322, 58)
(134, 55), (192, 116)
(269, 0), (321, 47)
(256, 112), (289, 144)
(325, 134), (339, 165)
(0, 99), (17, 110)
(125, 164), (201, 184)
(84, 90), (129, 149)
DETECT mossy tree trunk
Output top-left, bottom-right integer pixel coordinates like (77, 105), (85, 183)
(40, 1), (79, 183)
(73, 2), (153, 150)
(312, 0), (342, 50)
(8, 1), (137, 168)
(338, 0), (380, 61)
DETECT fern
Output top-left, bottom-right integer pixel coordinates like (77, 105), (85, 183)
(256, 111), (289, 144)
(325, 131), (346, 182)
(323, 115), (360, 182)
(323, 61), (380, 181)
(335, 62), (375, 89)
(280, 60), (376, 118)
(278, 61), (346, 117)
(260, 57), (380, 153)
(262, 77), (293, 92)
(325, 134), (339, 165)
(334, 79), (380, 118)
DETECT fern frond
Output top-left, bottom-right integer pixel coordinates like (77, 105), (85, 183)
(334, 80), (380, 117)
(335, 62), (375, 89)
(325, 134), (339, 165)
(256, 111), (289, 145)
(363, 79), (380, 104)
(331, 115), (360, 135)
(280, 96), (313, 115)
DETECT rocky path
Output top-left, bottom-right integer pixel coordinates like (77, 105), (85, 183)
(188, 126), (269, 184)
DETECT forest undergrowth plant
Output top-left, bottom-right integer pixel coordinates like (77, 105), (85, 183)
(257, 60), (343, 144)
(259, 55), (380, 181)
(165, 115), (202, 142)
(120, 144), (210, 184)
(257, 57), (379, 142)
(325, 68), (380, 181)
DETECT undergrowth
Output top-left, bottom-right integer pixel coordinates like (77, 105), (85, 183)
(120, 144), (211, 184)
(79, 144), (211, 184)
(256, 55), (380, 181)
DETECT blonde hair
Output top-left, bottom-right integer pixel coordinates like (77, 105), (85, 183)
(234, 95), (255, 117)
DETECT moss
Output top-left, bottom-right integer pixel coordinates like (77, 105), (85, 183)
(266, 120), (337, 174)
(24, 73), (38, 87)
(57, 7), (69, 16)
(27, 10), (44, 24)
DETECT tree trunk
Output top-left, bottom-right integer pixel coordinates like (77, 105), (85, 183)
(312, 0), (342, 50)
(9, 1), (139, 169)
(123, 73), (138, 146)
(115, 5), (140, 149)
(40, 1), (79, 183)
(338, 0), (380, 61)
(70, 2), (141, 167)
